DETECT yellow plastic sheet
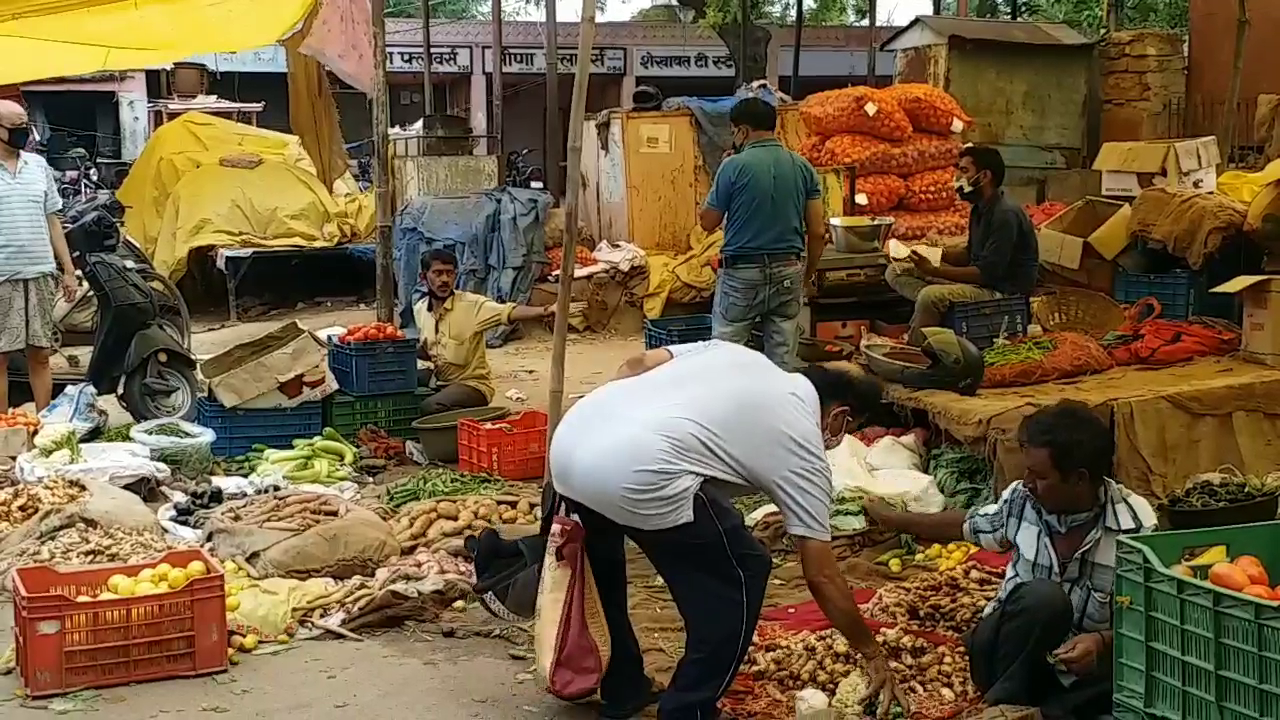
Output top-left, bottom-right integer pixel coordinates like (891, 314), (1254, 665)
(117, 112), (373, 280)
(1218, 159), (1280, 232)
(0, 0), (315, 85)
(642, 227), (723, 319)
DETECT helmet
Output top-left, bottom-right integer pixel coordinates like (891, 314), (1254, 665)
(863, 328), (985, 395)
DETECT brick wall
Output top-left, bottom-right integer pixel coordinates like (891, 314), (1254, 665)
(1099, 30), (1186, 142)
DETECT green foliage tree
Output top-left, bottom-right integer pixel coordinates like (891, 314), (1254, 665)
(384, 0), (489, 20)
(935, 0), (1188, 37)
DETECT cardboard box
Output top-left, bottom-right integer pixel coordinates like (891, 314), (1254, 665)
(1036, 197), (1133, 269)
(1209, 276), (1280, 367)
(200, 321), (338, 409)
(1092, 137), (1221, 197)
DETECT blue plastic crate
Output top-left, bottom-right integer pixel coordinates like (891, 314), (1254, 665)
(328, 338), (418, 395)
(944, 296), (1031, 350)
(643, 314), (713, 350)
(1113, 269), (1196, 320)
(197, 398), (323, 457)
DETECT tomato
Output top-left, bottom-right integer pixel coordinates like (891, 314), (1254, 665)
(338, 334), (350, 344)
(366, 330), (383, 341)
(1243, 584), (1276, 601)
(351, 331), (368, 342)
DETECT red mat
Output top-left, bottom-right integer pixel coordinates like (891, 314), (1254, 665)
(759, 550), (1010, 634)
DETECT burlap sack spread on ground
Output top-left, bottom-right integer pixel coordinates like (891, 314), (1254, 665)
(0, 479), (158, 553)
(878, 357), (1280, 501)
(1128, 187), (1247, 269)
(204, 492), (400, 579)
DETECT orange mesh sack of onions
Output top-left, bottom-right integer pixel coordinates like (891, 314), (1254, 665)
(821, 133), (891, 169)
(799, 135), (829, 167)
(861, 133), (964, 176)
(798, 86), (913, 141)
(882, 83), (973, 136)
(852, 174), (907, 214)
(900, 168), (958, 211)
(885, 204), (971, 240)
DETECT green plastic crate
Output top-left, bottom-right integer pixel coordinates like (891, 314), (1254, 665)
(1114, 521), (1280, 720)
(1114, 696), (1152, 720)
(322, 389), (426, 440)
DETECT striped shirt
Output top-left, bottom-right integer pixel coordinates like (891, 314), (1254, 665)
(0, 151), (61, 282)
(964, 478), (1157, 634)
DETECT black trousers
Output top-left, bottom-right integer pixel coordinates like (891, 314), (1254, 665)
(966, 579), (1112, 720)
(566, 484), (772, 720)
(416, 369), (487, 416)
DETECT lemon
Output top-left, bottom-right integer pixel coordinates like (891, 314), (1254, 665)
(945, 543), (958, 553)
(951, 550), (967, 563)
(887, 558), (903, 573)
(223, 560), (240, 574)
(157, 581), (171, 592)
(241, 634), (259, 651)
(168, 568), (189, 589)
(913, 553), (925, 562)
(76, 595), (93, 602)
(227, 647), (237, 658)
(106, 574), (128, 593)
(275, 634), (290, 644)
(96, 591), (120, 601)
(135, 581), (158, 596)
(186, 560), (208, 577)
(225, 596), (241, 612)
(226, 585), (240, 597)
(925, 545), (941, 560)
(137, 568), (156, 585)
(155, 563), (173, 579)
(116, 577), (137, 597)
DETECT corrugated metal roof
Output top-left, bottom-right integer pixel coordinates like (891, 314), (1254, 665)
(879, 16), (1092, 51)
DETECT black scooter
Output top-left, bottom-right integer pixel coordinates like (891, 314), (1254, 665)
(6, 195), (201, 421)
(505, 148), (546, 190)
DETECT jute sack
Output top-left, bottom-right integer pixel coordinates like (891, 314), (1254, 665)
(534, 513), (611, 702)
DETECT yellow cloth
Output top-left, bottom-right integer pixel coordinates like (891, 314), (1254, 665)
(284, 6), (349, 191)
(641, 226), (724, 319)
(0, 0), (315, 85)
(412, 291), (515, 402)
(227, 577), (336, 638)
(1218, 159), (1280, 233)
(117, 112), (374, 280)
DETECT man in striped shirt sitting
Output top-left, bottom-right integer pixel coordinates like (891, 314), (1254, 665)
(865, 400), (1157, 720)
(0, 99), (78, 412)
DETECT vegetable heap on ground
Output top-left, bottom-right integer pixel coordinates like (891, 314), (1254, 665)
(1164, 467), (1280, 510)
(928, 446), (995, 511)
(0, 477), (86, 534)
(866, 562), (1003, 636)
(391, 493), (540, 551)
(797, 84), (973, 241)
(213, 492), (353, 533)
(219, 428), (358, 484)
(0, 523), (179, 575)
(382, 465), (506, 509)
(0, 410), (40, 432)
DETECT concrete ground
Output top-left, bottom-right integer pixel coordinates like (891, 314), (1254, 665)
(3, 307), (643, 717)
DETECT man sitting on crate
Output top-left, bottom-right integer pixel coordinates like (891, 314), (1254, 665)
(884, 145), (1039, 344)
(864, 400), (1157, 720)
(413, 248), (554, 416)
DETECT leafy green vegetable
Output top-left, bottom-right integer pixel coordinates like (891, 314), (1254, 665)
(929, 445), (994, 510)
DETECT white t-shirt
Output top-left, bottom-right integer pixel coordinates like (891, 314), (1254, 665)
(550, 340), (833, 541)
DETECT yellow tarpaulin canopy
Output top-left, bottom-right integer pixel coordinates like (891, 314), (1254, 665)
(0, 0), (315, 85)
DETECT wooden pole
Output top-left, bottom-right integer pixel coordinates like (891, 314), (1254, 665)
(866, 0), (877, 86)
(422, 0), (433, 116)
(373, 0), (395, 323)
(1221, 0), (1251, 162)
(737, 0), (749, 86)
(544, 1), (561, 199)
(790, 0), (802, 97)
(546, 0), (597, 441)
(492, 0), (505, 179)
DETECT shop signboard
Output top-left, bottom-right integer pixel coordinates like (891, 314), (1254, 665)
(633, 47), (735, 77)
(482, 47), (626, 74)
(385, 46), (474, 74)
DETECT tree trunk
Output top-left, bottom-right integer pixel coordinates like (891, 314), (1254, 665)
(675, 0), (771, 85)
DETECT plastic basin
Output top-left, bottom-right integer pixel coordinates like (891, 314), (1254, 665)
(411, 405), (509, 462)
(1164, 493), (1280, 530)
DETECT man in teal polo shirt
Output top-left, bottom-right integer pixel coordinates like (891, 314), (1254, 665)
(699, 97), (826, 369)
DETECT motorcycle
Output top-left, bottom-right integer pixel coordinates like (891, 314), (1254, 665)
(51, 148), (104, 206)
(5, 194), (201, 421)
(505, 148), (546, 190)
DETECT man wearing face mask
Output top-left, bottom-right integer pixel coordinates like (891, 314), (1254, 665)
(699, 97), (826, 370)
(0, 99), (77, 413)
(884, 145), (1038, 343)
(550, 339), (909, 719)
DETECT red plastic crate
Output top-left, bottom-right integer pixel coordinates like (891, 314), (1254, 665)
(12, 548), (228, 697)
(457, 410), (549, 481)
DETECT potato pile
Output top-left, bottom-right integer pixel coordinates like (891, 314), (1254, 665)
(866, 565), (1003, 636)
(218, 493), (349, 532)
(0, 477), (86, 534)
(392, 494), (540, 550)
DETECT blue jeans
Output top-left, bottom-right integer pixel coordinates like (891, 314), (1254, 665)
(712, 258), (803, 369)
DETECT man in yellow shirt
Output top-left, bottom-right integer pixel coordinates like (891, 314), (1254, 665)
(413, 248), (554, 416)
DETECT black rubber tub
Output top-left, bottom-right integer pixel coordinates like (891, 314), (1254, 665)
(412, 406), (509, 463)
(1164, 493), (1280, 530)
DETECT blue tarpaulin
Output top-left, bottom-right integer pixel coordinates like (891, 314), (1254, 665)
(663, 84), (785, 178)
(392, 187), (552, 347)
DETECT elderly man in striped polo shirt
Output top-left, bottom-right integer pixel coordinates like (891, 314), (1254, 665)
(0, 99), (77, 412)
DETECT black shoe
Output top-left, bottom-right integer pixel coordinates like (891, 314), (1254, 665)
(599, 681), (663, 719)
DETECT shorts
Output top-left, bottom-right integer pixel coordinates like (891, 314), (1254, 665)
(0, 275), (59, 354)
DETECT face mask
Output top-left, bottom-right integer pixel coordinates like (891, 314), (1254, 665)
(822, 410), (850, 451)
(954, 173), (984, 204)
(1, 125), (30, 151)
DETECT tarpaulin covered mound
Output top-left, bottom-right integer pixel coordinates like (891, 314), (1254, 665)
(118, 113), (374, 281)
